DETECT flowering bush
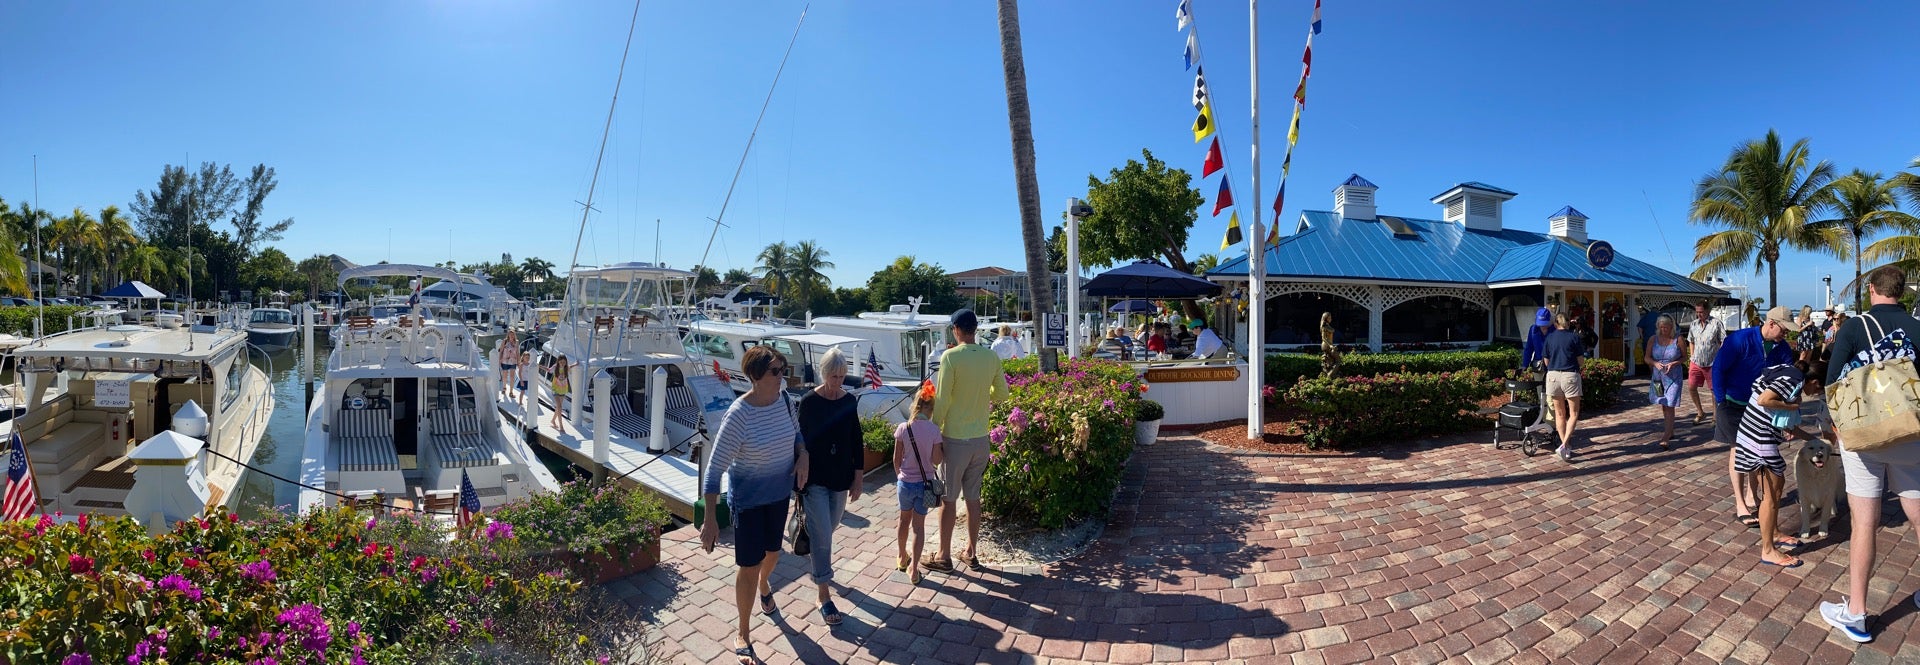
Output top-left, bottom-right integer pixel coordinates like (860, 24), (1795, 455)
(489, 480), (672, 559)
(0, 506), (648, 664)
(987, 357), (1144, 528)
(1286, 368), (1500, 449)
(1575, 358), (1626, 409)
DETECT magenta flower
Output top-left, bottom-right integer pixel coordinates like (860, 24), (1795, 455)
(1007, 407), (1029, 433)
(156, 574), (203, 602)
(276, 603), (332, 652)
(447, 617), (461, 635)
(240, 559), (277, 585)
(67, 554), (94, 575)
(61, 653), (91, 665)
(483, 521), (514, 541)
(988, 426), (1008, 445)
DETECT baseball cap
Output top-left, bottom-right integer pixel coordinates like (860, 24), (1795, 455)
(1765, 306), (1803, 332)
(950, 309), (978, 332)
(1534, 307), (1552, 326)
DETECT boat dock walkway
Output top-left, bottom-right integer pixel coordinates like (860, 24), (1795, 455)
(498, 386), (704, 521)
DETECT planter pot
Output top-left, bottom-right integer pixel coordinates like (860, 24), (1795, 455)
(555, 538), (662, 585)
(1135, 418), (1162, 446)
(864, 449), (892, 473)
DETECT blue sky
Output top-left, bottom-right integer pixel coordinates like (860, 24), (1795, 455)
(4, 1), (1918, 309)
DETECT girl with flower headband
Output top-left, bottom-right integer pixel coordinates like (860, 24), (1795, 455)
(893, 379), (944, 584)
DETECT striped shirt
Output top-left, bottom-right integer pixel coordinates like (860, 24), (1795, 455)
(1736, 365), (1804, 459)
(702, 394), (801, 510)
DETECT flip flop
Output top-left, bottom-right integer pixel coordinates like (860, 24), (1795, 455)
(733, 643), (758, 664)
(1775, 538), (1804, 552)
(760, 591), (777, 616)
(1761, 556), (1804, 569)
(895, 556), (908, 572)
(1736, 513), (1760, 528)
(820, 600), (843, 626)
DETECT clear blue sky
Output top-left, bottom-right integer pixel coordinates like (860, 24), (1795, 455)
(4, 1), (1918, 309)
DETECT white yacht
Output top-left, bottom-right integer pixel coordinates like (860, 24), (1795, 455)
(8, 316), (273, 515)
(682, 319), (911, 421)
(418, 272), (523, 352)
(244, 305), (298, 353)
(810, 301), (956, 384)
(297, 264), (558, 516)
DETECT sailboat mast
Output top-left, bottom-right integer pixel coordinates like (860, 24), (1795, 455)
(565, 0), (646, 281)
(1246, 0), (1266, 440)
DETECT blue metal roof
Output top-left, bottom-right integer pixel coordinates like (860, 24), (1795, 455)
(1550, 205), (1588, 219)
(1338, 174), (1377, 189)
(1209, 210), (1725, 296)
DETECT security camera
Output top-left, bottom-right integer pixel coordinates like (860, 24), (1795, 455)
(1069, 202), (1094, 219)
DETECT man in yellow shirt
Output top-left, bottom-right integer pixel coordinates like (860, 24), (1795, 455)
(927, 309), (1009, 572)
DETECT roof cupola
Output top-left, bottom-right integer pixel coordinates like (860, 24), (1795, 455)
(1549, 206), (1589, 243)
(1333, 174), (1378, 221)
(1429, 182), (1517, 232)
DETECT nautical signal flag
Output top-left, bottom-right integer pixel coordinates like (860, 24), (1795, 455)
(712, 359), (731, 384)
(1212, 179), (1234, 216)
(1288, 105), (1302, 146)
(1267, 219), (1282, 247)
(1221, 211), (1243, 250)
(1176, 0), (1192, 30)
(4, 433), (40, 521)
(1312, 0), (1323, 34)
(1202, 138), (1223, 178)
(1191, 66), (1209, 110)
(1192, 103), (1216, 143)
(1184, 31), (1198, 70)
(1273, 180), (1287, 222)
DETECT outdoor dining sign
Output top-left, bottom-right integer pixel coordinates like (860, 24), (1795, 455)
(1144, 366), (1241, 383)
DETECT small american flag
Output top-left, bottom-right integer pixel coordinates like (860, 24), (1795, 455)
(865, 347), (885, 388)
(4, 433), (42, 521)
(456, 470), (482, 532)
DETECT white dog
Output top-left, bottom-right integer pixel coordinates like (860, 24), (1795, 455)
(1794, 436), (1843, 541)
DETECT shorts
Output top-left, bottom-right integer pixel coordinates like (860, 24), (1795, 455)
(1715, 400), (1743, 445)
(942, 436), (990, 504)
(501, 363), (517, 371)
(1733, 443), (1786, 477)
(1839, 445), (1920, 499)
(1544, 371), (1583, 400)
(1688, 363), (1711, 387)
(730, 499), (790, 568)
(897, 481), (929, 515)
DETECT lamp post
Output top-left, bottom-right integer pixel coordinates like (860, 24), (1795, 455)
(1823, 274), (1832, 310)
(1066, 198), (1092, 359)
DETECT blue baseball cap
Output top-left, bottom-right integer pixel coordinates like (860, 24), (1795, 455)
(951, 309), (978, 332)
(1534, 308), (1553, 326)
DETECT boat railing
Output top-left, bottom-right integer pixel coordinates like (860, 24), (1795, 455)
(331, 319), (479, 370)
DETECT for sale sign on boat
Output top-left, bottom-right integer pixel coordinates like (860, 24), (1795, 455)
(96, 379), (131, 408)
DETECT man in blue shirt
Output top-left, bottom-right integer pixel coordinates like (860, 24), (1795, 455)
(1711, 306), (1799, 527)
(1521, 307), (1555, 370)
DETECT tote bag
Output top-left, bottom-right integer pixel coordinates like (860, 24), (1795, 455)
(1826, 314), (1920, 452)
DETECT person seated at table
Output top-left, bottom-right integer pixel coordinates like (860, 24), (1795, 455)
(1176, 324), (1196, 349)
(1112, 327), (1136, 360)
(1146, 324), (1169, 356)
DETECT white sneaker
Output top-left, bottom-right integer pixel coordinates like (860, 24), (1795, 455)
(1820, 599), (1871, 643)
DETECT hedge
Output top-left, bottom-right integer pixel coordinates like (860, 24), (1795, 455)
(1267, 349), (1521, 389)
(1574, 358), (1626, 409)
(988, 357), (1144, 528)
(1285, 368), (1501, 449)
(0, 305), (98, 336)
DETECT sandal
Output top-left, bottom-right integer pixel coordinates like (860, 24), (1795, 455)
(922, 558), (953, 573)
(760, 591), (777, 616)
(1736, 513), (1760, 529)
(960, 551), (983, 571)
(1760, 555), (1804, 569)
(896, 556), (909, 572)
(733, 642), (758, 664)
(1775, 538), (1804, 552)
(908, 568), (923, 585)
(820, 600), (843, 626)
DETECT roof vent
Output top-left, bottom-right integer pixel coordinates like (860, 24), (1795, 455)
(1333, 174), (1378, 221)
(1549, 206), (1589, 243)
(1430, 182), (1517, 232)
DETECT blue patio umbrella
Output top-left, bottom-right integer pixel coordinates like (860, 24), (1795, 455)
(1083, 260), (1222, 299)
(1108, 299), (1157, 314)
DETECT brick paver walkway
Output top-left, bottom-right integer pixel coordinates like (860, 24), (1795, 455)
(614, 393), (1920, 664)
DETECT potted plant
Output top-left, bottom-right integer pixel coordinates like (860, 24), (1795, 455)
(1135, 399), (1165, 446)
(862, 414), (895, 473)
(491, 480), (674, 584)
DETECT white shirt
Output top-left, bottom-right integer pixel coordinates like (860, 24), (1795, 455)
(1193, 328), (1224, 358)
(991, 335), (1023, 360)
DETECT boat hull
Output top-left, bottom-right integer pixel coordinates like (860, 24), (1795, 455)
(247, 327), (297, 353)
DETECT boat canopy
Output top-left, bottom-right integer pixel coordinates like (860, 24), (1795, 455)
(338, 263), (463, 290)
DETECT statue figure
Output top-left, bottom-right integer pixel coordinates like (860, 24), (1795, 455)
(1320, 311), (1343, 378)
(1744, 301), (1761, 328)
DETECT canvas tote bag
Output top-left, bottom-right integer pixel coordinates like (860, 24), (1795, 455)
(1826, 314), (1920, 452)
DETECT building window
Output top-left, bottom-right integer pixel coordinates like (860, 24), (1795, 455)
(1494, 295), (1539, 341)
(1266, 292), (1369, 347)
(1382, 296), (1489, 344)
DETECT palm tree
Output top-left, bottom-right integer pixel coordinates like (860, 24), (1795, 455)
(755, 242), (794, 298)
(1190, 253), (1221, 276)
(97, 206), (138, 287)
(1895, 157), (1920, 211)
(722, 268), (753, 285)
(518, 257), (555, 298)
(52, 208), (104, 295)
(0, 225), (29, 296)
(1811, 170), (1920, 309)
(787, 240), (835, 313)
(1688, 130), (1842, 304)
(125, 244), (172, 291)
(996, 0), (1054, 351)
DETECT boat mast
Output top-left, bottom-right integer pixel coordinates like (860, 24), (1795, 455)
(565, 0), (647, 285)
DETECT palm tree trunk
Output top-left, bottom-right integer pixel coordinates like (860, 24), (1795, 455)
(1768, 260), (1778, 310)
(1855, 235), (1864, 311)
(996, 0), (1053, 365)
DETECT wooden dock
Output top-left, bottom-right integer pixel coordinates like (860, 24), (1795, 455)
(498, 390), (704, 521)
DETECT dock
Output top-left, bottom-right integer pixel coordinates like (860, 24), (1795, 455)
(498, 387), (704, 521)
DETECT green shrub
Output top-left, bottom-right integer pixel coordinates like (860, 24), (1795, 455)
(1265, 349), (1521, 390)
(1137, 399), (1165, 421)
(0, 506), (647, 664)
(985, 358), (1143, 528)
(490, 480), (672, 558)
(1286, 368), (1500, 449)
(1578, 358), (1626, 409)
(0, 305), (96, 336)
(861, 414), (895, 453)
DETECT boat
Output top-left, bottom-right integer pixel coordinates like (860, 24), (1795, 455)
(297, 264), (559, 517)
(244, 305), (298, 353)
(682, 319), (911, 420)
(8, 315), (273, 515)
(418, 272), (523, 352)
(809, 300), (956, 383)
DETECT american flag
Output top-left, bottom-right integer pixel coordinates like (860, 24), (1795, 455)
(456, 470), (482, 532)
(4, 433), (41, 521)
(865, 347), (885, 388)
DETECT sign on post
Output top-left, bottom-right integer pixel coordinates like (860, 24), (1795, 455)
(1041, 312), (1068, 349)
(96, 380), (131, 408)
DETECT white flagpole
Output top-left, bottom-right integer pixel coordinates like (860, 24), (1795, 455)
(1246, 0), (1265, 441)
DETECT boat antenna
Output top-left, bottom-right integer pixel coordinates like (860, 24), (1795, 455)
(32, 155), (43, 339)
(684, 4), (809, 312)
(565, 0), (645, 280)
(1640, 189), (1679, 272)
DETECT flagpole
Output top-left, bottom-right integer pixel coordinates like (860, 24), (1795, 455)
(1246, 0), (1265, 441)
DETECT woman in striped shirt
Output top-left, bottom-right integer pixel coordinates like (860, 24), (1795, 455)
(700, 345), (808, 665)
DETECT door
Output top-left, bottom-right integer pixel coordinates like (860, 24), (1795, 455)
(394, 377), (419, 458)
(1564, 290), (1597, 358)
(1598, 291), (1626, 362)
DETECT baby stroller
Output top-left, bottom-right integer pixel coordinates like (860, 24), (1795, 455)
(1494, 374), (1557, 456)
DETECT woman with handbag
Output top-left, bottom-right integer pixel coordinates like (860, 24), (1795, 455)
(699, 345), (809, 665)
(1645, 315), (1685, 451)
(797, 347), (863, 625)
(894, 381), (945, 585)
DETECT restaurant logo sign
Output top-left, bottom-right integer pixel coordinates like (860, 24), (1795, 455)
(1586, 240), (1615, 270)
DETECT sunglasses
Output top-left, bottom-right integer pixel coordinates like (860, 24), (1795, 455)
(764, 363), (788, 376)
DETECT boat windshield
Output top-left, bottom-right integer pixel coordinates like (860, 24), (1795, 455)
(250, 310), (293, 325)
(900, 328), (934, 377)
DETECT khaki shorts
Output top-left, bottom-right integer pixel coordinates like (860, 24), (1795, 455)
(1840, 445), (1920, 499)
(942, 436), (990, 504)
(1545, 371), (1583, 400)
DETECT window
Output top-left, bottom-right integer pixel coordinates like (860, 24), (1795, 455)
(1265, 292), (1369, 347)
(221, 354), (245, 410)
(1382, 296), (1489, 344)
(1494, 295), (1540, 341)
(681, 333), (734, 359)
(900, 329), (934, 377)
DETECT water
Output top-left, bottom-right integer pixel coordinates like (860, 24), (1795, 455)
(233, 347), (318, 519)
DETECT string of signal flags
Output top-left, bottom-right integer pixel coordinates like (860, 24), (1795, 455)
(1175, 0), (1322, 252)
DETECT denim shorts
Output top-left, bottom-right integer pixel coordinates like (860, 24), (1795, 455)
(897, 481), (929, 515)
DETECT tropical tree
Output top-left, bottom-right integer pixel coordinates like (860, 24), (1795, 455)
(866, 255), (962, 314)
(124, 244), (172, 291)
(1190, 253), (1221, 276)
(1687, 130), (1842, 304)
(228, 164), (295, 255)
(1895, 157), (1920, 211)
(518, 257), (555, 298)
(1046, 225), (1066, 274)
(691, 266), (721, 294)
(754, 242), (794, 298)
(1811, 170), (1920, 309)
(97, 206), (139, 287)
(243, 248), (299, 294)
(0, 224), (27, 296)
(787, 240), (835, 314)
(996, 0), (1054, 362)
(51, 208), (104, 294)
(297, 254), (338, 301)
(722, 268), (753, 285)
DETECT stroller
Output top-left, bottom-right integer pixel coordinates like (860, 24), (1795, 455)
(1494, 372), (1558, 456)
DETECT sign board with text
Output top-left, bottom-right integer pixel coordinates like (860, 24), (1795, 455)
(96, 380), (131, 408)
(1041, 312), (1068, 349)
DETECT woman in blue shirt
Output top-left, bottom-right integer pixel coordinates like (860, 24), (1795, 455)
(1521, 308), (1555, 370)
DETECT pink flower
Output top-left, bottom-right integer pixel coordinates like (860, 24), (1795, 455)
(141, 549), (156, 563)
(61, 653), (91, 665)
(67, 554), (94, 575)
(447, 617), (461, 635)
(77, 514), (89, 533)
(182, 558), (200, 569)
(240, 559), (277, 585)
(362, 543), (378, 557)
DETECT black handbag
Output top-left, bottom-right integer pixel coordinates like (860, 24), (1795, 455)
(907, 426), (944, 509)
(787, 490), (811, 555)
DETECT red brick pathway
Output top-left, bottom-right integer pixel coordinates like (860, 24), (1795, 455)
(614, 395), (1920, 664)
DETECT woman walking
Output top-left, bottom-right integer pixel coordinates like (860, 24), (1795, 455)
(797, 348), (863, 625)
(499, 330), (521, 399)
(699, 345), (808, 664)
(548, 354), (571, 431)
(1646, 314), (1685, 450)
(1544, 313), (1587, 462)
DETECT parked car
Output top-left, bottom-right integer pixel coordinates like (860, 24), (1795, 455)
(0, 297), (33, 307)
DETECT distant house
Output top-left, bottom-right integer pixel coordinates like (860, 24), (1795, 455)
(1209, 174), (1725, 362)
(948, 266), (1013, 296)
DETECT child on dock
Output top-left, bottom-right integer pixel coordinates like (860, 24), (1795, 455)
(895, 381), (944, 585)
